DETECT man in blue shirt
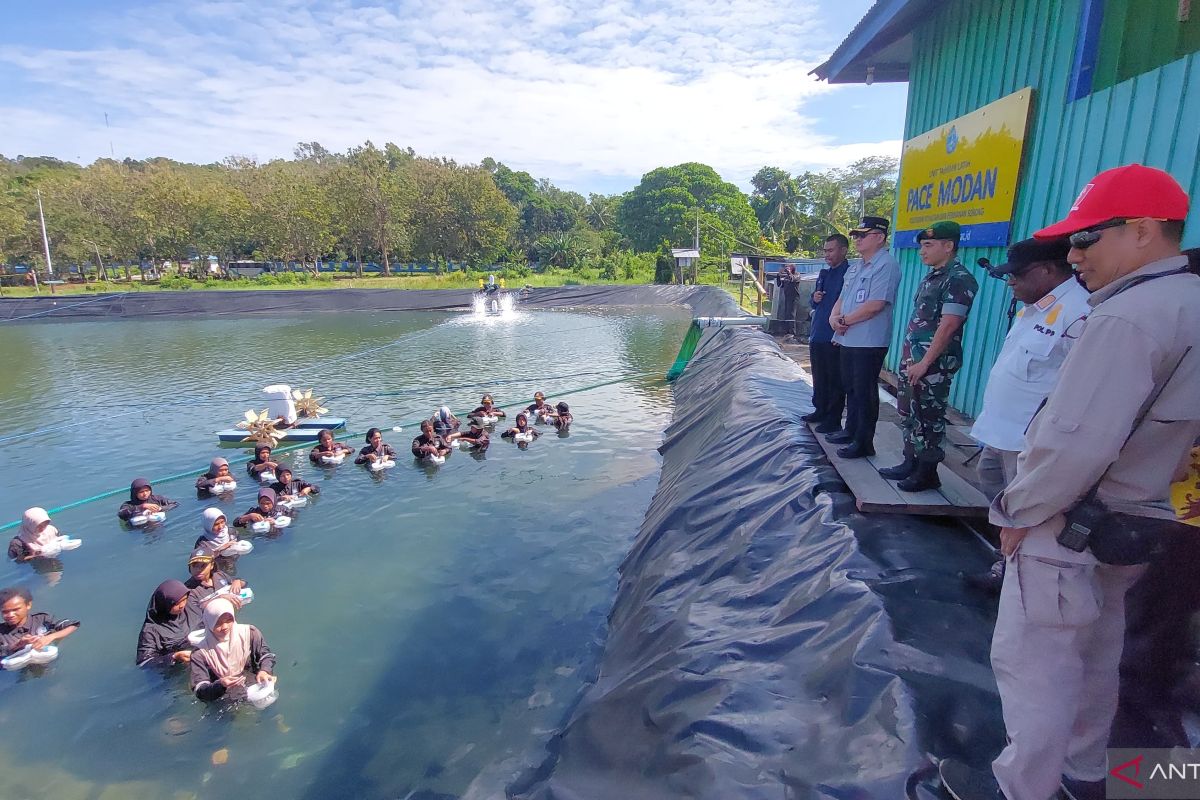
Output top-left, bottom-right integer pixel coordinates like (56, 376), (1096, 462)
(802, 234), (850, 432)
(826, 216), (902, 459)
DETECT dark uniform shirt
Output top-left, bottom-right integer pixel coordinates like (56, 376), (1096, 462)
(809, 260), (849, 344)
(903, 259), (978, 369)
(0, 611), (75, 655)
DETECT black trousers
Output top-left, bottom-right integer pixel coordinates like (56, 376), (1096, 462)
(808, 341), (845, 423)
(839, 346), (888, 449)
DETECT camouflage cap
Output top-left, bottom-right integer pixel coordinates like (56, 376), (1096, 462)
(916, 220), (961, 243)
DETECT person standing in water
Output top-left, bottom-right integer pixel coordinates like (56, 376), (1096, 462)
(136, 579), (199, 668)
(0, 586), (79, 656)
(189, 597), (276, 702)
(117, 478), (178, 521)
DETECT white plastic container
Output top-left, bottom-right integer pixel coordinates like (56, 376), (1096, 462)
(187, 629), (206, 647)
(226, 539), (254, 554)
(425, 454), (445, 466)
(320, 453), (345, 465)
(245, 679), (278, 709)
(258, 471), (277, 485)
(56, 536), (82, 551)
(129, 511), (167, 527)
(278, 495), (307, 510)
(272, 516), (292, 529)
(210, 481), (237, 495)
(2, 646), (34, 670)
(369, 459), (395, 472)
(250, 521), (272, 534)
(236, 587), (254, 606)
(28, 645), (58, 665)
(479, 414), (498, 425)
(514, 431), (533, 443)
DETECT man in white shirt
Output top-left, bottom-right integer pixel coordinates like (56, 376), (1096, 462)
(966, 238), (1091, 592)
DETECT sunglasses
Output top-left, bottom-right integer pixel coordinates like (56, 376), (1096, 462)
(1068, 217), (1167, 249)
(849, 229), (881, 239)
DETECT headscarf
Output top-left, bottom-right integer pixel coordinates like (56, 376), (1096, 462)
(556, 402), (569, 414)
(515, 413), (529, 431)
(205, 458), (229, 479)
(200, 508), (230, 545)
(146, 579), (190, 624)
(257, 487), (276, 505)
(438, 406), (452, 424)
(198, 597), (252, 679)
(18, 507), (60, 551)
(253, 443), (272, 462)
(129, 477), (152, 503)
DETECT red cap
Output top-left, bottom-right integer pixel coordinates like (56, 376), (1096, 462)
(1034, 164), (1189, 240)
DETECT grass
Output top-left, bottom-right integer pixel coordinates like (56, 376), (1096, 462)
(0, 271), (656, 298)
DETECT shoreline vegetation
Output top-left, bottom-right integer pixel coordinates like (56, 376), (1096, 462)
(0, 141), (896, 292)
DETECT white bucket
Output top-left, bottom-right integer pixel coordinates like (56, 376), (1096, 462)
(246, 680), (277, 710)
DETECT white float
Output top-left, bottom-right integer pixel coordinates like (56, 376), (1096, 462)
(56, 536), (82, 551)
(226, 539), (254, 554)
(319, 453), (345, 465)
(369, 458), (396, 472)
(2, 645), (58, 671)
(236, 587), (254, 605)
(272, 516), (291, 529)
(425, 454), (445, 466)
(477, 414), (498, 425)
(187, 629), (206, 647)
(246, 679), (278, 709)
(278, 495), (307, 510)
(209, 481), (237, 495)
(514, 431), (534, 443)
(258, 471), (277, 484)
(129, 511), (167, 527)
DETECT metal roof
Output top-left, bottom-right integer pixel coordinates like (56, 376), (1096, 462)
(811, 0), (945, 84)
(670, 248), (700, 259)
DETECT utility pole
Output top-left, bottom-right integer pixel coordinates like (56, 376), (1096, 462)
(693, 208), (700, 285)
(37, 188), (54, 277)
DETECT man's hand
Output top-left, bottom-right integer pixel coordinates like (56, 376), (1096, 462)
(1000, 527), (1028, 557)
(173, 650), (192, 664)
(812, 290), (825, 304)
(905, 359), (931, 384)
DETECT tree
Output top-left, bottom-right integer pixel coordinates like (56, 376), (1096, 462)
(616, 163), (759, 281)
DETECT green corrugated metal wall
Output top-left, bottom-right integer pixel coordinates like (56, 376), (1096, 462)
(887, 0), (1200, 416)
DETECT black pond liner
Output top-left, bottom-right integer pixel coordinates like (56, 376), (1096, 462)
(5, 285), (1182, 798)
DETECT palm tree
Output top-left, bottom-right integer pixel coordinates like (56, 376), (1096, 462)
(535, 231), (590, 269)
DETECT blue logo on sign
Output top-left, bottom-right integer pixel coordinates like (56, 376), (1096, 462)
(946, 126), (959, 154)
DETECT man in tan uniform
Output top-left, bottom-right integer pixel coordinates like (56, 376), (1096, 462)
(939, 165), (1200, 800)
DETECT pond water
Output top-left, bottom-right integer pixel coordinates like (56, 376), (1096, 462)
(0, 305), (691, 799)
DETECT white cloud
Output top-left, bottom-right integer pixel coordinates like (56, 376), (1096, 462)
(0, 0), (902, 192)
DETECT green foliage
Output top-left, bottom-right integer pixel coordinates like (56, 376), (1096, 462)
(158, 275), (195, 290)
(616, 163), (760, 273)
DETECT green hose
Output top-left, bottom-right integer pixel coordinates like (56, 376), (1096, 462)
(666, 320), (703, 382)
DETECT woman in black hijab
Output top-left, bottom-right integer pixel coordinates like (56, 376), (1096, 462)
(135, 579), (200, 668)
(117, 477), (177, 522)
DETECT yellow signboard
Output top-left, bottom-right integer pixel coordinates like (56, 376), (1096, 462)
(1173, 444), (1200, 527)
(895, 88), (1034, 248)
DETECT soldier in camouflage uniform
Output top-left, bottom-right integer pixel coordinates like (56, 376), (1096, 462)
(880, 220), (978, 491)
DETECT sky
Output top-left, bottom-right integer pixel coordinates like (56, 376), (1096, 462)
(0, 0), (908, 195)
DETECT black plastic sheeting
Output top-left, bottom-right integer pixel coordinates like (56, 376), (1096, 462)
(509, 291), (1005, 800)
(0, 285), (715, 321)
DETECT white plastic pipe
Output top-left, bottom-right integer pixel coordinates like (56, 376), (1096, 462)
(693, 316), (769, 328)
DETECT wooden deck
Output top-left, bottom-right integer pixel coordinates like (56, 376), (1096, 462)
(809, 420), (991, 517)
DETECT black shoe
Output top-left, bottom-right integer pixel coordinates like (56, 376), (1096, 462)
(815, 421), (842, 434)
(825, 431), (854, 444)
(939, 758), (1005, 800)
(879, 456), (917, 480)
(836, 444), (875, 459)
(1060, 775), (1104, 800)
(965, 560), (1005, 594)
(898, 461), (942, 492)
(801, 411), (824, 423)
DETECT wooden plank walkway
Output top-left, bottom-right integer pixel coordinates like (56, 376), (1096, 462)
(808, 420), (991, 518)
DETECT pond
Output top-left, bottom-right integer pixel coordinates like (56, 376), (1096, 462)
(0, 305), (691, 799)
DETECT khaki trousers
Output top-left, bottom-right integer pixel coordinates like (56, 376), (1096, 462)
(991, 522), (1145, 799)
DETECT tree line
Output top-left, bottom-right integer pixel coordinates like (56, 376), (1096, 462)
(0, 142), (896, 282)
